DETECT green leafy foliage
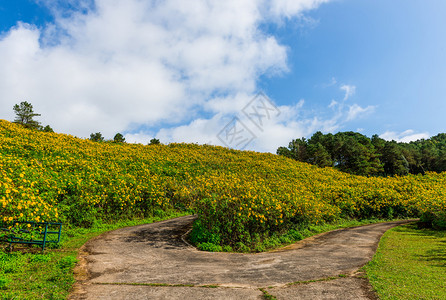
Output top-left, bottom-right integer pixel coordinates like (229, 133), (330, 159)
(149, 138), (161, 145)
(89, 132), (104, 142)
(113, 133), (126, 143)
(42, 125), (54, 133)
(12, 101), (41, 130)
(278, 131), (446, 176)
(1, 120), (445, 254)
(0, 275), (9, 290)
(57, 255), (77, 271)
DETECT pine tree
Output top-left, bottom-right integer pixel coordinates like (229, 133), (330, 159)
(90, 132), (104, 142)
(13, 101), (41, 129)
(114, 133), (126, 143)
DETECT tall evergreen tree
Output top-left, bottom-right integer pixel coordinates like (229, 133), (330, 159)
(149, 138), (160, 145)
(381, 142), (409, 176)
(114, 133), (126, 143)
(13, 101), (41, 129)
(90, 132), (104, 142)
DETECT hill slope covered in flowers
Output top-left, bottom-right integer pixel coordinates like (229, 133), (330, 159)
(1, 120), (445, 251)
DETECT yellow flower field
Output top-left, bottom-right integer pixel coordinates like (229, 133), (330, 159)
(0, 120), (445, 249)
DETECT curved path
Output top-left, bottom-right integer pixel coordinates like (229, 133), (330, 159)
(69, 216), (414, 300)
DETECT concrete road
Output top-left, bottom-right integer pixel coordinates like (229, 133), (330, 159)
(69, 216), (414, 299)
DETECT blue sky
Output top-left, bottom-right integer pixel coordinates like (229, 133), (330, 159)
(0, 0), (445, 152)
(262, 0), (446, 139)
(0, 1), (50, 31)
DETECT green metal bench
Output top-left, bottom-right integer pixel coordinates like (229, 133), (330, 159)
(0, 221), (62, 251)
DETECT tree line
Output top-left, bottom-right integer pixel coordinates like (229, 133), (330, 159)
(89, 131), (160, 145)
(13, 101), (444, 174)
(11, 101), (161, 145)
(277, 131), (446, 177)
(13, 101), (54, 132)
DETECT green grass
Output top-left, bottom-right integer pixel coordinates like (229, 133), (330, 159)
(0, 210), (188, 300)
(196, 217), (408, 253)
(259, 288), (277, 300)
(365, 224), (446, 300)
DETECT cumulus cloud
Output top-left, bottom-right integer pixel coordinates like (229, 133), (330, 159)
(157, 99), (310, 153)
(0, 0), (331, 140)
(1, 0), (376, 153)
(380, 130), (430, 143)
(158, 91), (373, 153)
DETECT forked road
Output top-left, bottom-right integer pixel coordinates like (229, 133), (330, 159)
(69, 216), (414, 300)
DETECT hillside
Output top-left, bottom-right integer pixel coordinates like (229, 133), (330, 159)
(1, 120), (445, 251)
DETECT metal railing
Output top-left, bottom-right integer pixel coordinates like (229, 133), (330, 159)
(1, 221), (62, 251)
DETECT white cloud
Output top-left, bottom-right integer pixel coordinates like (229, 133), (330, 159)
(328, 99), (338, 108)
(0, 0), (330, 140)
(204, 93), (256, 115)
(380, 130), (430, 143)
(157, 115), (226, 146)
(268, 0), (331, 19)
(124, 132), (155, 144)
(3, 1), (377, 154)
(340, 84), (356, 101)
(156, 101), (311, 153)
(156, 94), (372, 153)
(346, 103), (375, 121)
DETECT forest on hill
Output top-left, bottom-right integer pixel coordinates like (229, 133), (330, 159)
(277, 131), (446, 177)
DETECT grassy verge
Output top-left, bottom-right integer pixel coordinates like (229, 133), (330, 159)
(194, 217), (408, 253)
(364, 223), (446, 299)
(0, 210), (188, 300)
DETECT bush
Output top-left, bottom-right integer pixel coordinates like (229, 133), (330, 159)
(197, 243), (222, 252)
(420, 212), (446, 230)
(0, 276), (9, 290)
